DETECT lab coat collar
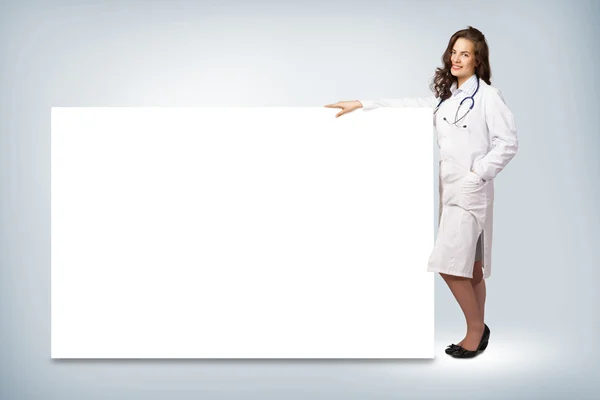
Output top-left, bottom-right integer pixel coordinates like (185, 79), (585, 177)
(450, 74), (478, 98)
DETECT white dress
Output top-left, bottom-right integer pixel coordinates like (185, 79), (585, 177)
(359, 75), (518, 279)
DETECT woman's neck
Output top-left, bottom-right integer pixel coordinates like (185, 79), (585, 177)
(457, 74), (475, 89)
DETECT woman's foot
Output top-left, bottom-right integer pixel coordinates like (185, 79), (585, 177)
(446, 323), (485, 354)
(444, 340), (464, 354)
(459, 333), (483, 351)
(460, 324), (486, 350)
(450, 324), (490, 358)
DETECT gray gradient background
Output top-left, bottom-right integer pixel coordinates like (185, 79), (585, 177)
(1, 0), (598, 398)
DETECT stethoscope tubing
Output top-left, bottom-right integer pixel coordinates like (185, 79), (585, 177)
(434, 76), (480, 128)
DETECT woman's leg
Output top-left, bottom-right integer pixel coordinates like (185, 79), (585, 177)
(440, 271), (485, 351)
(471, 235), (486, 321)
(471, 260), (486, 321)
(453, 261), (486, 347)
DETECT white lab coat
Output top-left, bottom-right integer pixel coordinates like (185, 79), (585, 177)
(360, 78), (518, 279)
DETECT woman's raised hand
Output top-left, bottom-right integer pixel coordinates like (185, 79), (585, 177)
(324, 100), (363, 118)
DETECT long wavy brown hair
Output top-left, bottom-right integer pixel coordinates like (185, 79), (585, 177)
(430, 26), (492, 100)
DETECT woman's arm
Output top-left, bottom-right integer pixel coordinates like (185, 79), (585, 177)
(360, 96), (438, 110)
(324, 96), (438, 118)
(471, 88), (518, 181)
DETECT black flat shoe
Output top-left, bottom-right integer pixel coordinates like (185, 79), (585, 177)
(445, 324), (490, 354)
(445, 344), (460, 354)
(449, 324), (490, 358)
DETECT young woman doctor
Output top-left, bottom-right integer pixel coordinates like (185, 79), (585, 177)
(325, 26), (518, 358)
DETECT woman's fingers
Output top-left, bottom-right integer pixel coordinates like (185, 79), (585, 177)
(336, 109), (348, 118)
(324, 103), (346, 118)
(324, 103), (344, 118)
(325, 101), (361, 117)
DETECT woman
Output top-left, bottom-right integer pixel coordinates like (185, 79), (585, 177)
(324, 26), (518, 358)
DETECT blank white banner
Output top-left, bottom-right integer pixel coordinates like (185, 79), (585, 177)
(50, 107), (434, 359)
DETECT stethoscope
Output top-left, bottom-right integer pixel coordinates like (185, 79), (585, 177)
(433, 76), (480, 129)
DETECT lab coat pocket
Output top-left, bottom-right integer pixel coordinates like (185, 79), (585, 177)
(465, 170), (484, 184)
(460, 172), (486, 212)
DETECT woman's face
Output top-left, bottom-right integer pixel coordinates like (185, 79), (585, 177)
(450, 38), (477, 80)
